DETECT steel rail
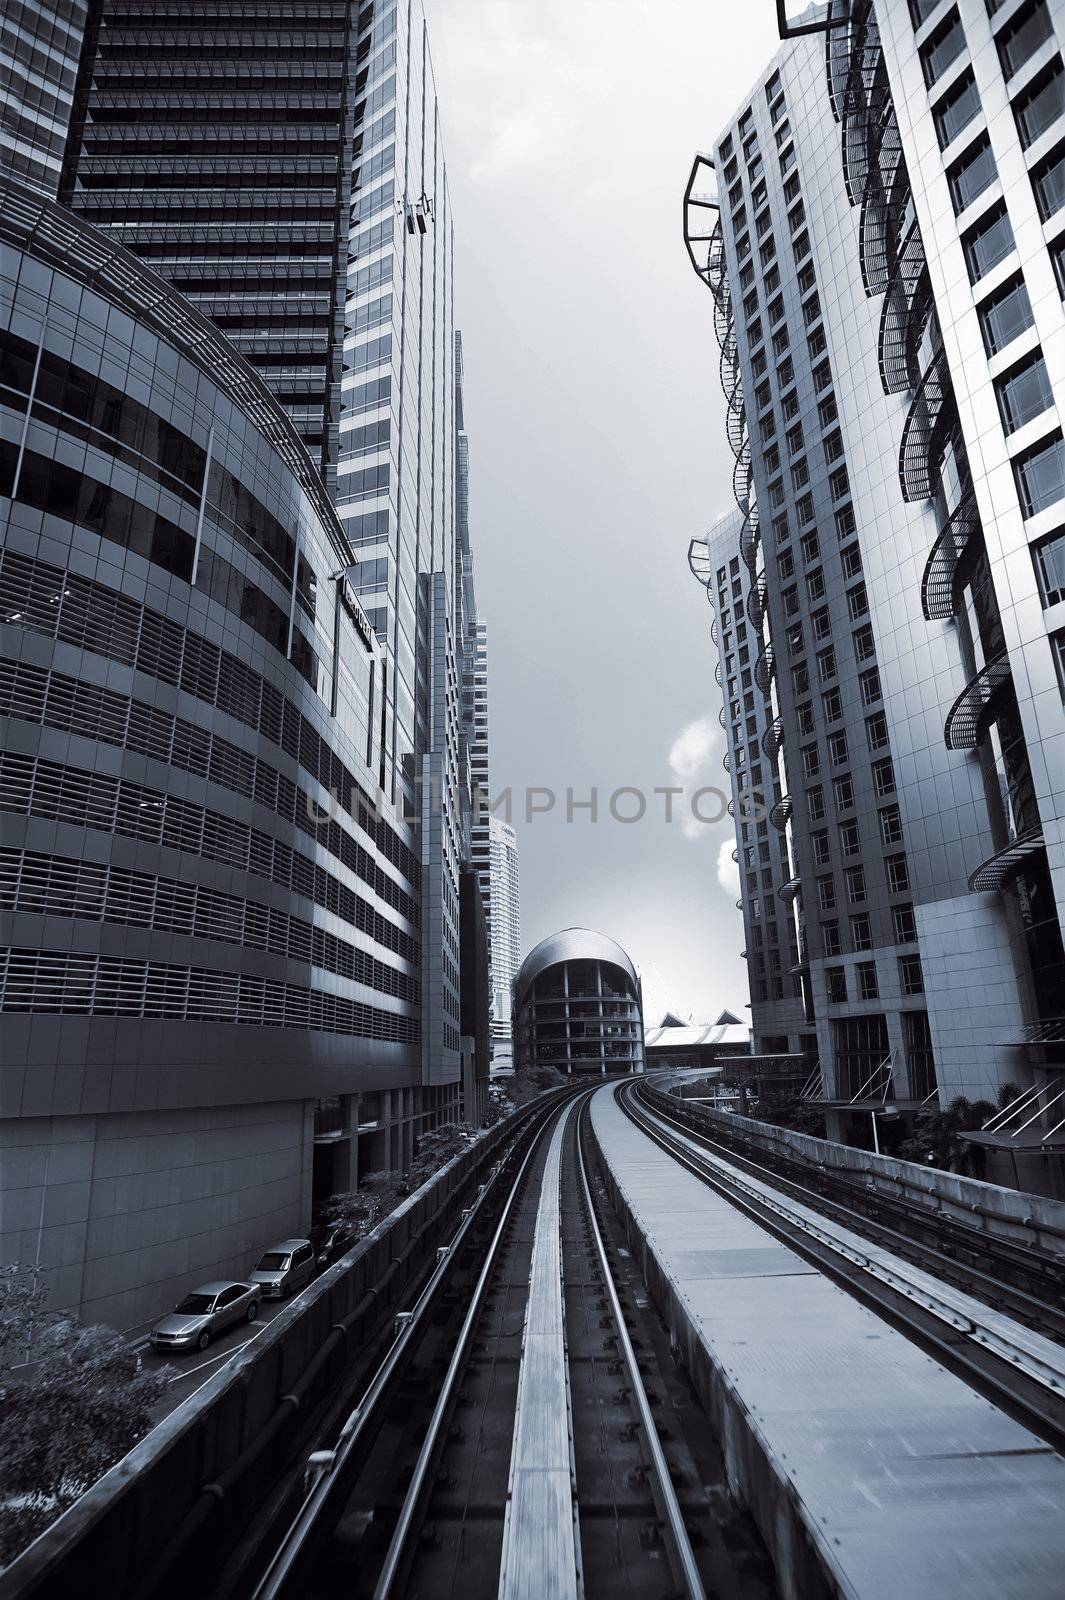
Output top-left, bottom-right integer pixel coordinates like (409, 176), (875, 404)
(635, 1081), (1065, 1331)
(575, 1099), (707, 1600)
(250, 1100), (566, 1600)
(617, 1083), (1065, 1455)
(370, 1093), (594, 1599)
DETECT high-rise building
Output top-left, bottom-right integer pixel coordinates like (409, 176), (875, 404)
(0, 0), (487, 1323)
(688, 509), (810, 1056)
(513, 929), (645, 1077)
(685, 0), (1065, 1183)
(488, 814), (521, 1067)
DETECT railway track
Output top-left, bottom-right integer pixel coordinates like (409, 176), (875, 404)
(240, 1089), (769, 1600)
(631, 1080), (1065, 1342)
(620, 1081), (1065, 1456)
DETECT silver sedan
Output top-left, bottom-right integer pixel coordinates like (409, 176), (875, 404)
(149, 1280), (262, 1354)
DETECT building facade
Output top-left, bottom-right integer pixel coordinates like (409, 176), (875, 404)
(513, 928), (645, 1077)
(688, 508), (811, 1056)
(488, 814), (521, 1068)
(685, 0), (1065, 1167)
(0, 0), (488, 1323)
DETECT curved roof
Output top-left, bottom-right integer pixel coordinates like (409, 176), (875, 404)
(513, 927), (639, 1013)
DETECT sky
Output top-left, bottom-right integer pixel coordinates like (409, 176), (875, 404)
(424, 0), (782, 1024)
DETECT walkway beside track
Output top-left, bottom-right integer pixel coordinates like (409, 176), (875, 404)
(589, 1083), (1065, 1600)
(498, 1109), (581, 1600)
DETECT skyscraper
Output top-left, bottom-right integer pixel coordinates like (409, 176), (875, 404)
(685, 0), (1065, 1180)
(1, 0), (486, 1323)
(488, 814), (521, 1068)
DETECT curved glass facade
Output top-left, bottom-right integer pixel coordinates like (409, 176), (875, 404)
(513, 931), (645, 1077)
(0, 189), (429, 1328)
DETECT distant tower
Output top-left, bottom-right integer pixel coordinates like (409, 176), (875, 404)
(488, 816), (521, 1068)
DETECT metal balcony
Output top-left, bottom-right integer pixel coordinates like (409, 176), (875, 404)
(898, 347), (952, 503)
(858, 107), (906, 297)
(777, 876), (802, 903)
(739, 504), (760, 570)
(723, 749), (732, 773)
(754, 641), (775, 694)
(714, 660), (723, 687)
(968, 826), (1044, 893)
(840, 16), (888, 208)
(687, 536), (712, 586)
(718, 703), (727, 729)
(682, 152), (719, 292)
(920, 492), (979, 621)
(735, 899), (744, 912)
(877, 221), (930, 397)
(733, 443), (753, 511)
(726, 395), (747, 460)
(746, 570), (768, 629)
(769, 792), (792, 831)
(761, 714), (784, 761)
(710, 609), (719, 645)
(943, 650), (1011, 750)
(732, 846), (739, 864)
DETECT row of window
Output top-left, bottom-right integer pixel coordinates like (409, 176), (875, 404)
(0, 947), (418, 1041)
(0, 655), (415, 924)
(0, 847), (419, 1003)
(0, 548), (417, 883)
(0, 750), (418, 964)
(825, 953), (924, 1003)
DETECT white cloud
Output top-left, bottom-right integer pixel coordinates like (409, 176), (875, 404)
(667, 714), (723, 840)
(716, 837), (741, 897)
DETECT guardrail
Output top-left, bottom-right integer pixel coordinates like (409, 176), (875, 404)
(643, 1078), (1065, 1257)
(2, 1092), (573, 1600)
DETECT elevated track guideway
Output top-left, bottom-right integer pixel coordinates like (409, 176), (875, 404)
(243, 1090), (759, 1600)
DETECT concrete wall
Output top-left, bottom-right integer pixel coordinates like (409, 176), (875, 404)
(0, 1100), (313, 1330)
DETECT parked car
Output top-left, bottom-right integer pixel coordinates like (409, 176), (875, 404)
(149, 1280), (261, 1353)
(314, 1221), (357, 1271)
(249, 1238), (316, 1299)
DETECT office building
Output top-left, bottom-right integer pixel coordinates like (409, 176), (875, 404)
(685, 0), (1065, 1179)
(488, 814), (520, 1068)
(0, 0), (488, 1322)
(688, 508), (811, 1056)
(513, 928), (645, 1077)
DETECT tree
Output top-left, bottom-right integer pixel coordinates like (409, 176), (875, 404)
(0, 1266), (166, 1566)
(508, 1064), (567, 1106)
(407, 1122), (474, 1189)
(319, 1171), (407, 1242)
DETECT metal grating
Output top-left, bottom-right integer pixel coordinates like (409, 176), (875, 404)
(899, 347), (952, 502)
(754, 641), (776, 694)
(769, 793), (792, 831)
(968, 826), (1044, 893)
(920, 493), (980, 620)
(761, 714), (784, 761)
(944, 650), (1011, 750)
(878, 221), (930, 397)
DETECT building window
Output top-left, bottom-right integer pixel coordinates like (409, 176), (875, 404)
(879, 805), (903, 845)
(807, 566), (826, 600)
(856, 961), (880, 1000)
(834, 773), (855, 810)
(872, 757), (896, 797)
(860, 667), (882, 705)
(934, 68), (980, 149)
(807, 785), (825, 821)
(823, 687), (843, 722)
(818, 875), (837, 911)
(829, 465), (850, 502)
(909, 0), (940, 24)
(963, 203), (1015, 282)
(1033, 528), (1065, 605)
(1051, 629), (1065, 698)
(829, 729), (849, 764)
(998, 1), (1053, 79)
(818, 393), (838, 427)
(948, 134), (997, 214)
(893, 903), (917, 944)
(845, 865), (867, 903)
(835, 505), (856, 539)
(853, 624), (876, 662)
(793, 662), (810, 694)
(996, 350), (1054, 433)
(812, 606), (832, 641)
(817, 646), (837, 682)
(1013, 57), (1065, 149)
(1015, 431), (1065, 517)
(978, 274), (1034, 355)
(823, 920), (842, 956)
(865, 711), (889, 750)
(1032, 140), (1065, 221)
(847, 582), (869, 619)
(886, 854), (910, 894)
(801, 743), (821, 778)
(903, 1010), (936, 1100)
(800, 534), (820, 569)
(812, 828), (831, 865)
(921, 8), (965, 86)
(851, 913), (873, 952)
(840, 820), (861, 856)
(827, 966), (847, 1002)
(797, 700), (815, 734)
(899, 954), (925, 995)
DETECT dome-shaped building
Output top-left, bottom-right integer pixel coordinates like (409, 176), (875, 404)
(513, 928), (645, 1076)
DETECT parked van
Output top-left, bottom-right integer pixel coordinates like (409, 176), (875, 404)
(248, 1238), (316, 1299)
